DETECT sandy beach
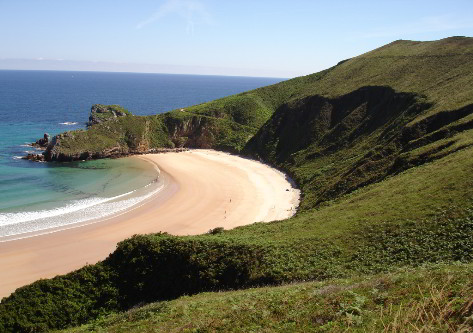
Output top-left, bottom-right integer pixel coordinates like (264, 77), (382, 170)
(0, 150), (299, 299)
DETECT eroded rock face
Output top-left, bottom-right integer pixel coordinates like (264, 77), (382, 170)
(165, 116), (215, 148)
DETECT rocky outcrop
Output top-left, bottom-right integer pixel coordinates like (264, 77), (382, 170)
(39, 129), (187, 161)
(24, 102), (234, 162)
(23, 153), (45, 162)
(25, 104), (187, 162)
(87, 104), (129, 127)
(26, 130), (188, 162)
(24, 133), (49, 161)
(32, 133), (50, 149)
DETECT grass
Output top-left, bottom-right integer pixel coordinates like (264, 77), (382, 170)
(60, 263), (473, 333)
(2, 36), (473, 332)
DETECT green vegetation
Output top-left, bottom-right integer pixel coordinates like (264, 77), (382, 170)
(2, 36), (473, 332)
(0, 264), (118, 332)
(62, 263), (473, 333)
(46, 115), (174, 160)
(88, 104), (132, 124)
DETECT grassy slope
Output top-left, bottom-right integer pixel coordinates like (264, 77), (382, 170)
(243, 37), (473, 210)
(63, 263), (473, 333)
(306, 37), (473, 111)
(49, 37), (473, 158)
(2, 37), (473, 332)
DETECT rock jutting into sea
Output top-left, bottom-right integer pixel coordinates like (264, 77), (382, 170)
(23, 101), (224, 162)
(32, 133), (50, 149)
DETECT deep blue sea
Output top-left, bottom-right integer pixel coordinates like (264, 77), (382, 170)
(0, 70), (283, 240)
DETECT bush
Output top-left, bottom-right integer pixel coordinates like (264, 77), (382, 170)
(0, 234), (267, 332)
(108, 234), (266, 308)
(0, 263), (118, 333)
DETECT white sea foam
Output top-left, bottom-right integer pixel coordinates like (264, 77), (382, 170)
(0, 191), (134, 227)
(20, 144), (32, 147)
(12, 156), (23, 160)
(59, 122), (78, 125)
(0, 180), (164, 239)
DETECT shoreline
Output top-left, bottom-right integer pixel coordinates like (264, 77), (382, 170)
(0, 181), (167, 243)
(0, 155), (165, 242)
(0, 149), (299, 298)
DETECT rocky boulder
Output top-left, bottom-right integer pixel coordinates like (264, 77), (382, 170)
(32, 133), (50, 149)
(23, 153), (45, 162)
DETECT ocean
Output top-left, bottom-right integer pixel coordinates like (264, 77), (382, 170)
(0, 70), (283, 240)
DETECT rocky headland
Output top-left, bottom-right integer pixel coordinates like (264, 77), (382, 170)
(23, 93), (260, 162)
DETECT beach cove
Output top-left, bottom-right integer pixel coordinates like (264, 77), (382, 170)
(0, 150), (300, 298)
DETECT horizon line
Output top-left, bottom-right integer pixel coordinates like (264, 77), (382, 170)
(0, 67), (290, 80)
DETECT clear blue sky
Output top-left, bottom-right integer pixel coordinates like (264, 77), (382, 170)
(1, 0), (472, 77)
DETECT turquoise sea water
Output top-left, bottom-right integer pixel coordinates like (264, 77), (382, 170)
(0, 70), (283, 239)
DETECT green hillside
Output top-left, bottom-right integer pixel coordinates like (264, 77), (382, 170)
(2, 37), (473, 332)
(64, 263), (473, 333)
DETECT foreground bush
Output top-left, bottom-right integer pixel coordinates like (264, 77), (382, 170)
(0, 234), (267, 332)
(108, 234), (267, 308)
(0, 264), (117, 332)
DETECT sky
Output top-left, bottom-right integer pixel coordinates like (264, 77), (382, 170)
(1, 0), (473, 78)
